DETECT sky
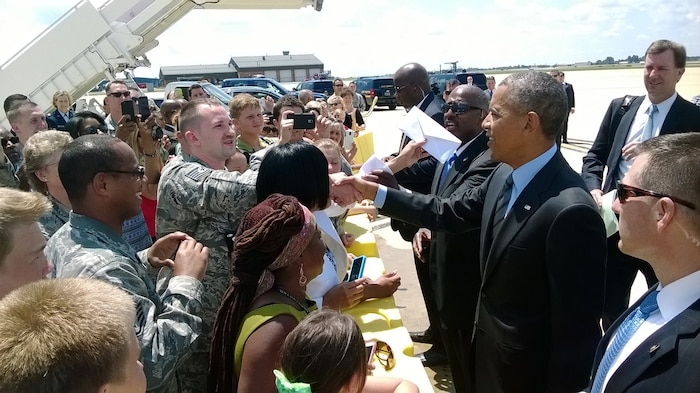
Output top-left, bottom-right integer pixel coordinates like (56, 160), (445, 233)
(1, 0), (698, 79)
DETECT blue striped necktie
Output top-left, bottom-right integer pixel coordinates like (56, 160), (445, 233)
(438, 153), (458, 189)
(591, 291), (659, 393)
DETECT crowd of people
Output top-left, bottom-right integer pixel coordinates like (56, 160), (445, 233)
(0, 37), (699, 393)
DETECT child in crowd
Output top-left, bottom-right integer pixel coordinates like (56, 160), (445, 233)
(275, 309), (418, 393)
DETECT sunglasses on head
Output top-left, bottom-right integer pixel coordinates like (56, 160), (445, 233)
(441, 102), (481, 114)
(374, 340), (395, 370)
(1, 135), (19, 148)
(616, 181), (696, 210)
(108, 91), (131, 98)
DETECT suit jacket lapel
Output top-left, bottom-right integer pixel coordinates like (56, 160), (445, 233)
(482, 153), (565, 283)
(480, 166), (510, 276)
(438, 133), (489, 194)
(606, 294), (700, 392)
(659, 96), (682, 135)
(605, 97), (644, 189)
(431, 161), (444, 194)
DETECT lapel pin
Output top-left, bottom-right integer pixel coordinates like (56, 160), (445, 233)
(524, 205), (531, 210)
(649, 344), (660, 354)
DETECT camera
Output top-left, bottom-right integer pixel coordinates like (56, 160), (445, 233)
(286, 113), (316, 129)
(151, 125), (163, 141)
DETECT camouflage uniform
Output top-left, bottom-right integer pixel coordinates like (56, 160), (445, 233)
(0, 153), (18, 188)
(46, 212), (204, 393)
(156, 153), (258, 393)
(38, 195), (69, 238)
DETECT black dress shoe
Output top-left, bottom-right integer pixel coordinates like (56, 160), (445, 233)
(417, 347), (448, 367)
(410, 329), (432, 344)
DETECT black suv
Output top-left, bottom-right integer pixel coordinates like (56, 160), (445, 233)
(430, 72), (488, 95)
(294, 80), (334, 96)
(354, 77), (398, 110)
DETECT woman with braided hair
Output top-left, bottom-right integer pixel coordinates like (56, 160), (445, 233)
(207, 193), (325, 393)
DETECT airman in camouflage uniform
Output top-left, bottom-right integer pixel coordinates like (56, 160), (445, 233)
(0, 154), (18, 188)
(156, 99), (258, 393)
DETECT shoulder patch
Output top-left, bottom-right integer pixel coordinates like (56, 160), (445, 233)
(185, 167), (209, 182)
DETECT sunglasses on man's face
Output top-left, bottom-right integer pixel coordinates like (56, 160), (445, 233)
(334, 84), (344, 87)
(1, 135), (19, 148)
(441, 102), (481, 114)
(82, 125), (108, 135)
(616, 181), (696, 210)
(374, 340), (395, 370)
(108, 91), (131, 98)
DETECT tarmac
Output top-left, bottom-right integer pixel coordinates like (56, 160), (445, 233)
(361, 107), (649, 392)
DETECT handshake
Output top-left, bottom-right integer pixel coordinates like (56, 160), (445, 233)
(329, 170), (397, 207)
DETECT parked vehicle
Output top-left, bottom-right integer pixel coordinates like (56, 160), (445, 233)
(293, 80), (334, 96)
(221, 77), (326, 100)
(222, 86), (283, 101)
(429, 72), (488, 95)
(163, 81), (233, 107)
(353, 77), (398, 110)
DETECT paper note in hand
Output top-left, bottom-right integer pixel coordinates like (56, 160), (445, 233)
(600, 189), (619, 237)
(398, 106), (461, 163)
(359, 154), (393, 176)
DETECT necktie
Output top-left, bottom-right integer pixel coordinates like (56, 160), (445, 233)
(491, 174), (514, 237)
(641, 104), (658, 141)
(438, 153), (458, 189)
(591, 291), (660, 393)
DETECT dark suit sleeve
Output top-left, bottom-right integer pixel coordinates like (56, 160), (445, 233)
(394, 156), (438, 194)
(380, 171), (489, 233)
(545, 203), (606, 391)
(581, 98), (620, 191)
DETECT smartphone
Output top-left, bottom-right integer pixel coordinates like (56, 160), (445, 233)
(343, 129), (354, 150)
(347, 255), (367, 282)
(286, 113), (316, 129)
(365, 341), (376, 365)
(121, 100), (135, 121)
(138, 96), (151, 121)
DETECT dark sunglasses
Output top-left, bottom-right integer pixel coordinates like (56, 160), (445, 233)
(1, 135), (19, 148)
(82, 125), (108, 135)
(394, 84), (413, 93)
(441, 102), (481, 114)
(616, 181), (696, 210)
(108, 91), (131, 98)
(104, 165), (145, 180)
(374, 340), (395, 370)
(334, 83), (344, 87)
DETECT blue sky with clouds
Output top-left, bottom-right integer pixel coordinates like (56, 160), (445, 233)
(1, 0), (698, 78)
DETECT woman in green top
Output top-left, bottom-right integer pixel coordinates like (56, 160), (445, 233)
(208, 193), (326, 393)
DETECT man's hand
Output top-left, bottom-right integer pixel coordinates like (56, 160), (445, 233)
(147, 232), (190, 268)
(330, 172), (364, 206)
(590, 189), (604, 208)
(621, 141), (642, 162)
(263, 96), (275, 113)
(387, 140), (428, 173)
(362, 169), (399, 190)
(364, 271), (401, 299)
(172, 238), (209, 281)
(412, 228), (431, 262)
(315, 114), (332, 139)
(115, 115), (138, 142)
(323, 279), (368, 310)
(278, 110), (295, 145)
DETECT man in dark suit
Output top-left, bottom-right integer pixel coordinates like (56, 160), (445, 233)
(341, 71), (606, 392)
(581, 39), (700, 330)
(411, 85), (498, 393)
(588, 133), (700, 393)
(389, 62), (446, 360)
(550, 69), (575, 144)
(46, 90), (74, 132)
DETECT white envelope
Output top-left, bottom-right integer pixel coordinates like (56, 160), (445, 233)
(600, 190), (619, 237)
(398, 106), (461, 163)
(359, 154), (393, 176)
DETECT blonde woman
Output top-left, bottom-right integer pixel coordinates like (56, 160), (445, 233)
(46, 90), (74, 131)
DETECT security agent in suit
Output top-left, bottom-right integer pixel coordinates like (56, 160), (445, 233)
(550, 70), (575, 144)
(581, 39), (700, 330)
(588, 133), (700, 393)
(411, 85), (498, 393)
(342, 71), (606, 392)
(390, 62), (445, 356)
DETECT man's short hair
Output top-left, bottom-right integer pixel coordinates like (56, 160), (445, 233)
(229, 93), (261, 119)
(58, 134), (124, 204)
(0, 188), (50, 267)
(549, 69), (562, 77)
(7, 101), (40, 125)
(446, 79), (461, 89)
(23, 131), (73, 194)
(190, 83), (203, 91)
(0, 278), (136, 393)
(177, 98), (220, 135)
(104, 80), (127, 94)
(340, 88), (354, 99)
(636, 133), (700, 233)
(499, 71), (567, 140)
(273, 95), (305, 122)
(3, 94), (28, 114)
(486, 76), (496, 81)
(645, 39), (686, 68)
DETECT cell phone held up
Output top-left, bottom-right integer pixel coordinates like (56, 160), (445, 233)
(286, 112), (316, 129)
(120, 100), (136, 121)
(347, 255), (366, 282)
(343, 129), (354, 150)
